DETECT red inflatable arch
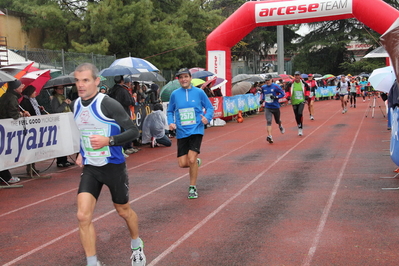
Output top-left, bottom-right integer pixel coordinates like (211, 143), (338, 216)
(206, 0), (399, 96)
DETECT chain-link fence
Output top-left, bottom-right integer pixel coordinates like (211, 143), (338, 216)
(9, 46), (116, 76)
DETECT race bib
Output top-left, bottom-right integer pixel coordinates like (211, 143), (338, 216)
(179, 107), (196, 126)
(265, 93), (274, 103)
(294, 90), (304, 100)
(310, 91), (314, 97)
(81, 129), (110, 157)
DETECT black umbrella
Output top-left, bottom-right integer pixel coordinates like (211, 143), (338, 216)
(43, 75), (75, 89)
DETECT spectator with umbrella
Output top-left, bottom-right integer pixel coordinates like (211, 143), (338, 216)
(20, 85), (47, 175)
(0, 79), (29, 185)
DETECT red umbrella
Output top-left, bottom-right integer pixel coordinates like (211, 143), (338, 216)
(189, 67), (205, 74)
(20, 70), (51, 94)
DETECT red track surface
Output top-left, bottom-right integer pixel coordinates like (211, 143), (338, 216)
(2, 97), (399, 266)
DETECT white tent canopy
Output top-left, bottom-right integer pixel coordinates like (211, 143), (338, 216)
(363, 46), (389, 58)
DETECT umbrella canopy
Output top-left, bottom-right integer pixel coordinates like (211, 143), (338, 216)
(192, 70), (214, 80)
(364, 46), (389, 58)
(247, 75), (264, 83)
(313, 73), (322, 78)
(192, 78), (206, 87)
(232, 81), (252, 95)
(359, 73), (370, 78)
(232, 74), (252, 84)
(369, 66), (395, 93)
(132, 72), (166, 82)
(0, 70), (17, 82)
(189, 67), (205, 74)
(201, 77), (228, 91)
(99, 65), (140, 77)
(43, 75), (75, 89)
(20, 70), (51, 94)
(322, 74), (335, 79)
(160, 80), (180, 102)
(0, 62), (35, 77)
(301, 73), (308, 79)
(110, 57), (159, 72)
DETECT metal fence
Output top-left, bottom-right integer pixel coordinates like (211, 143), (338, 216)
(9, 46), (116, 76)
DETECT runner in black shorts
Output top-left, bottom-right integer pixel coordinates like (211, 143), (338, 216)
(72, 63), (146, 266)
(167, 68), (214, 199)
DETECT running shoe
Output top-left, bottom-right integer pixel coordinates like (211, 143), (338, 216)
(131, 239), (146, 266)
(266, 135), (273, 144)
(197, 158), (202, 167)
(298, 128), (303, 136)
(8, 177), (20, 184)
(310, 115), (314, 120)
(342, 110), (345, 114)
(188, 186), (198, 199)
(279, 125), (285, 134)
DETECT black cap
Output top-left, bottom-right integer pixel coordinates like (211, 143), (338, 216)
(175, 68), (191, 77)
(265, 74), (272, 81)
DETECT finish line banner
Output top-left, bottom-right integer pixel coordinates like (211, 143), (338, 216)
(0, 113), (80, 171)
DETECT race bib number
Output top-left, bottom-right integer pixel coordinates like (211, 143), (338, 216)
(294, 90), (304, 100)
(265, 93), (274, 103)
(179, 107), (196, 126)
(310, 91), (314, 97)
(81, 129), (110, 157)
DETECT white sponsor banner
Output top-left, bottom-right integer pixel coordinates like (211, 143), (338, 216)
(255, 0), (353, 23)
(207, 50), (227, 96)
(0, 113), (80, 171)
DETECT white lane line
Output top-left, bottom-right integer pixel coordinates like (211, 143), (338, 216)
(301, 112), (365, 266)
(148, 110), (340, 266)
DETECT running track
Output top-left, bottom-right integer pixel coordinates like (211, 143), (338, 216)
(1, 97), (399, 266)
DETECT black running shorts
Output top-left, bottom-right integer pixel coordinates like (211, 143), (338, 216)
(78, 163), (129, 204)
(177, 134), (203, 157)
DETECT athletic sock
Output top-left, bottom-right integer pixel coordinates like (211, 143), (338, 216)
(87, 255), (98, 266)
(131, 237), (141, 249)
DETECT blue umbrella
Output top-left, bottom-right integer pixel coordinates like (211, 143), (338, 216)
(192, 70), (214, 79)
(99, 65), (140, 76)
(301, 73), (308, 79)
(110, 57), (159, 72)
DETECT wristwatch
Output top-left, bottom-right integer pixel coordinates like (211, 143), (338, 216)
(109, 136), (115, 146)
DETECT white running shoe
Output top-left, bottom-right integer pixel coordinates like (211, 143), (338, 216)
(8, 177), (20, 184)
(310, 115), (314, 120)
(131, 239), (146, 266)
(279, 125), (285, 134)
(298, 128), (303, 136)
(266, 135), (274, 144)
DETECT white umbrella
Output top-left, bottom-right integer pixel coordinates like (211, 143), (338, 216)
(369, 66), (395, 93)
(110, 57), (159, 72)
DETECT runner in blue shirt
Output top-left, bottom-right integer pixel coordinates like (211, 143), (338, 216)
(167, 68), (214, 199)
(260, 74), (286, 143)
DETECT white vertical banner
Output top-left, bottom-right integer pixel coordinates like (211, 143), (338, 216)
(207, 50), (226, 96)
(0, 113), (80, 171)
